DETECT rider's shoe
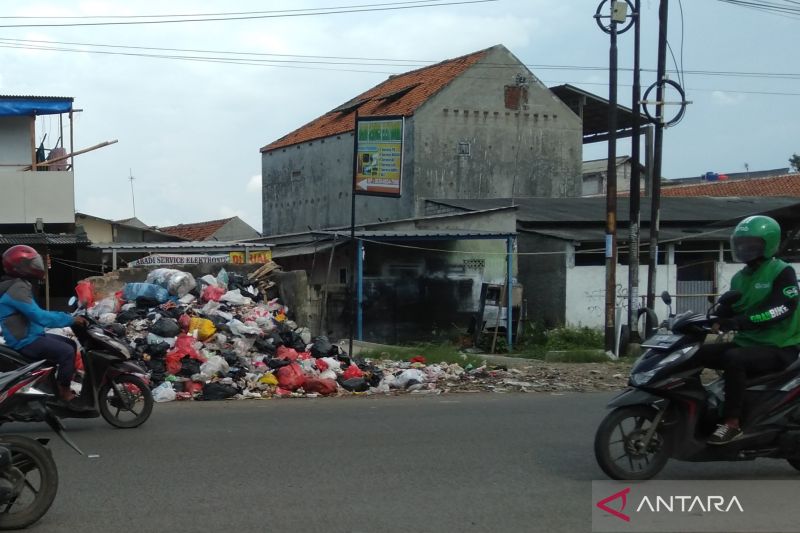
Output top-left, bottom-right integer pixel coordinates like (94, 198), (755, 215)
(707, 423), (743, 445)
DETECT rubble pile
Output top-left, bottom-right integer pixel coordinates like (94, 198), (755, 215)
(76, 265), (628, 401)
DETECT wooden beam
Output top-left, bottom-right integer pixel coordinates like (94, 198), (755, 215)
(22, 140), (118, 170)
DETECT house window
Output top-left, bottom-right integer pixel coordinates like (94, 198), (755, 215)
(457, 141), (471, 156)
(464, 258), (485, 273)
(291, 170), (301, 178)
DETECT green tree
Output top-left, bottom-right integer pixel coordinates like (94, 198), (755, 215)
(790, 153), (800, 173)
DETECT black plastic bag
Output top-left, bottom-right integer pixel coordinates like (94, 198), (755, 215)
(253, 337), (276, 355)
(147, 342), (170, 359)
(150, 318), (180, 338)
(267, 358), (291, 370)
(221, 350), (240, 366)
(202, 382), (238, 401)
(116, 309), (140, 324)
(310, 336), (334, 358)
(339, 377), (369, 392)
(179, 357), (202, 377)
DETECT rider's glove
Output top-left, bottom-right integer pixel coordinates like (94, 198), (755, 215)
(715, 317), (740, 332)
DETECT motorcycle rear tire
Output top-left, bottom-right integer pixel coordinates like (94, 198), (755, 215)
(98, 374), (153, 429)
(595, 405), (670, 480)
(0, 435), (58, 531)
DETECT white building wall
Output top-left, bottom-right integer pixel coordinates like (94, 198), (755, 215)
(565, 265), (677, 329)
(716, 261), (800, 289)
(0, 117), (31, 167)
(0, 170), (75, 223)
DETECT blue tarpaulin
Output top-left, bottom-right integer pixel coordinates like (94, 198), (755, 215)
(0, 97), (73, 117)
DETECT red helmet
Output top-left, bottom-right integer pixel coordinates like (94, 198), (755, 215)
(2, 245), (46, 280)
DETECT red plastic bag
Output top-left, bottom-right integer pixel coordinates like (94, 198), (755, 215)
(75, 281), (95, 308)
(342, 365), (364, 380)
(315, 358), (329, 372)
(201, 285), (226, 302)
(276, 363), (306, 391)
(276, 346), (299, 361)
(303, 378), (338, 396)
(166, 334), (206, 375)
(297, 351), (312, 361)
(74, 351), (84, 372)
(410, 356), (427, 364)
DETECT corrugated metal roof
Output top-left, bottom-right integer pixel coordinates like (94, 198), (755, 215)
(428, 197), (800, 224)
(0, 233), (90, 245)
(582, 156), (631, 175)
(271, 240), (340, 259)
(320, 229), (514, 240)
(90, 241), (272, 252)
(0, 95), (74, 101)
(523, 226), (732, 243)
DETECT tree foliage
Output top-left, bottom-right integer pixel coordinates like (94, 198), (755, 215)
(790, 153), (800, 173)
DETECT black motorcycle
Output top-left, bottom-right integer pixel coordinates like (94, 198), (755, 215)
(0, 302), (153, 429)
(0, 360), (87, 530)
(595, 290), (800, 480)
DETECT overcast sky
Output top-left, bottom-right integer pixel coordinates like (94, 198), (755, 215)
(1, 0), (797, 232)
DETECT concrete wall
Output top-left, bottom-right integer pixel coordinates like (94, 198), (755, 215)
(0, 117), (31, 167)
(412, 46), (583, 210)
(211, 217), (261, 241)
(582, 163), (632, 196)
(716, 261), (800, 290)
(517, 232), (569, 327)
(565, 265), (677, 329)
(76, 215), (113, 243)
(0, 170), (75, 223)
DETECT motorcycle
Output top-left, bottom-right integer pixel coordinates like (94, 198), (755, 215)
(0, 360), (88, 530)
(595, 290), (800, 480)
(0, 299), (153, 429)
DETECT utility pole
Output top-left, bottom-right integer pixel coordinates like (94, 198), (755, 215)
(646, 0), (670, 315)
(627, 0), (642, 342)
(128, 168), (137, 218)
(595, 1), (633, 354)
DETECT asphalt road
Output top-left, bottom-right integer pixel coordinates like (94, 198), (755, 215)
(3, 392), (799, 533)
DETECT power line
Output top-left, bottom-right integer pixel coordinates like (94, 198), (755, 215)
(2, 37), (799, 81)
(0, 0), (497, 28)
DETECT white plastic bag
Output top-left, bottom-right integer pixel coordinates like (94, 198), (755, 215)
(89, 296), (117, 318)
(200, 355), (230, 377)
(220, 289), (252, 306)
(320, 357), (342, 375)
(227, 319), (260, 336)
(394, 369), (426, 389)
(152, 382), (176, 402)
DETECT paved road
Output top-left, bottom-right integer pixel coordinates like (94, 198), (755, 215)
(4, 392), (798, 533)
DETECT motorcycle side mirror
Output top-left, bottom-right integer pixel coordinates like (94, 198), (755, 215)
(660, 291), (672, 306)
(717, 290), (742, 307)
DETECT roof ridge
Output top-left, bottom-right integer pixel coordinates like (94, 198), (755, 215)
(664, 172), (800, 189)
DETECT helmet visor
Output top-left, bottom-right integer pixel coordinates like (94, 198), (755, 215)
(732, 236), (765, 263)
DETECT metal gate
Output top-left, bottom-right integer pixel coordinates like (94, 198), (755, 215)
(677, 280), (714, 314)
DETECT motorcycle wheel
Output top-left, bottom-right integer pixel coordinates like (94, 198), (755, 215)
(98, 374), (153, 429)
(594, 405), (670, 480)
(0, 436), (58, 531)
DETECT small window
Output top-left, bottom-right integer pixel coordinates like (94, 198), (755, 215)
(291, 170), (301, 178)
(457, 141), (471, 156)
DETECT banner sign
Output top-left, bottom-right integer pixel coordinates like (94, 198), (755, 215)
(127, 251), (271, 267)
(228, 250), (271, 265)
(127, 254), (230, 267)
(353, 116), (404, 197)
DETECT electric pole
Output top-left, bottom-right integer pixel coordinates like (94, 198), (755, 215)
(129, 168), (137, 218)
(628, 0), (642, 343)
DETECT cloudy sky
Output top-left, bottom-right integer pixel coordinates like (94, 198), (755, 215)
(1, 0), (797, 232)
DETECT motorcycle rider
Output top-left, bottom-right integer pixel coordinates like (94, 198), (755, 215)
(697, 215), (800, 444)
(0, 245), (87, 404)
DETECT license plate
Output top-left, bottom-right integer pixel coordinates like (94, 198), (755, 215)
(641, 333), (682, 349)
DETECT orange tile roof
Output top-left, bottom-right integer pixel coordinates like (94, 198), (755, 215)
(260, 47), (491, 152)
(160, 218), (234, 241)
(659, 173), (800, 197)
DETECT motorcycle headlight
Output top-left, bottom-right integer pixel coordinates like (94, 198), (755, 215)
(630, 345), (699, 386)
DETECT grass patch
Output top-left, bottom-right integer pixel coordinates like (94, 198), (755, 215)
(360, 343), (485, 367)
(502, 323), (608, 362)
(543, 349), (609, 363)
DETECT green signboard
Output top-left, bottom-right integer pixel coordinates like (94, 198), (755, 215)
(353, 116), (404, 197)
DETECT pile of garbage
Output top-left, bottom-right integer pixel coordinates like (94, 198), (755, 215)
(74, 265), (626, 402)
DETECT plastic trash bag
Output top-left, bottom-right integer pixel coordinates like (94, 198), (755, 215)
(166, 334), (206, 375)
(340, 377), (369, 392)
(98, 313), (117, 325)
(303, 378), (338, 396)
(123, 283), (169, 304)
(220, 289), (252, 306)
(342, 365), (364, 380)
(145, 268), (197, 297)
(309, 336), (335, 358)
(181, 316), (216, 341)
(178, 294), (196, 305)
(318, 369), (337, 381)
(227, 319), (261, 336)
(320, 357), (343, 375)
(216, 268), (229, 289)
(150, 318), (180, 338)
(276, 346), (299, 361)
(201, 285), (226, 303)
(90, 296), (119, 318)
(258, 373), (278, 386)
(276, 363), (306, 391)
(200, 355), (229, 377)
(202, 382), (238, 401)
(295, 327), (312, 345)
(394, 369), (427, 389)
(152, 382), (176, 402)
(75, 280), (95, 308)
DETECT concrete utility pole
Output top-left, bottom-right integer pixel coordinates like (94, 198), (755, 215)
(596, 0), (633, 353)
(646, 0), (670, 315)
(627, 0), (642, 342)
